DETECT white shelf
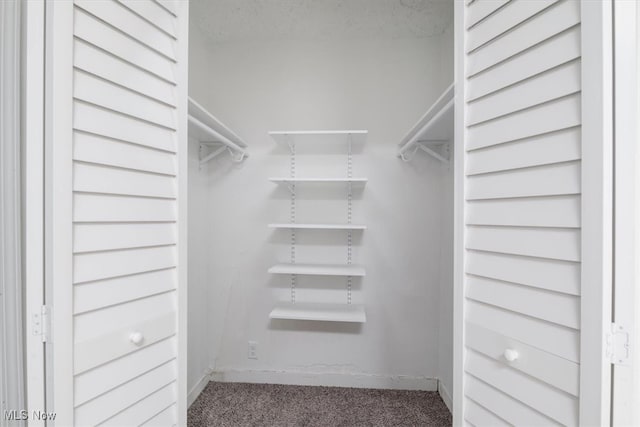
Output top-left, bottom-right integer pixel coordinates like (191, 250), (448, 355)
(270, 177), (367, 184)
(188, 97), (248, 164)
(269, 130), (368, 146)
(269, 223), (367, 230)
(270, 302), (366, 323)
(397, 83), (454, 163)
(268, 263), (366, 277)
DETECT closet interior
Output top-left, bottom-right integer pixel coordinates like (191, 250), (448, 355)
(185, 0), (455, 413)
(24, 0), (628, 425)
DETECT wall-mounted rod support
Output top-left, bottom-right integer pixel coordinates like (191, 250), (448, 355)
(199, 143), (247, 166)
(397, 83), (454, 164)
(397, 97), (453, 158)
(199, 143), (227, 165)
(189, 115), (248, 161)
(398, 141), (449, 164)
(415, 143), (449, 164)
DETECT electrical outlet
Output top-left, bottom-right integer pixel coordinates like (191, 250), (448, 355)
(248, 341), (258, 359)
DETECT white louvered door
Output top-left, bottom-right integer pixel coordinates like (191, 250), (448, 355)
(454, 1), (613, 426)
(46, 1), (188, 425)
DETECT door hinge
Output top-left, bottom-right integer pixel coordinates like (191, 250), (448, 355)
(606, 322), (630, 365)
(32, 305), (50, 343)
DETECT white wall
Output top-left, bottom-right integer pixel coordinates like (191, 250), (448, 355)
(188, 22), (454, 391)
(437, 19), (455, 409)
(187, 134), (213, 400)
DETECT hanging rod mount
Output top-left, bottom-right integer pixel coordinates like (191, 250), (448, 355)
(398, 140), (450, 164)
(199, 142), (249, 166)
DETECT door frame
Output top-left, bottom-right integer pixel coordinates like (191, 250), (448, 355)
(612, 0), (640, 424)
(451, 1), (465, 424)
(579, 0), (614, 423)
(23, 0), (47, 425)
(44, 1), (74, 423)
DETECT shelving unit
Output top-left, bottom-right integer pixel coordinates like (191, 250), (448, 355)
(270, 177), (367, 193)
(269, 223), (367, 231)
(268, 263), (366, 277)
(269, 130), (368, 147)
(269, 177), (368, 184)
(188, 97), (249, 165)
(397, 83), (454, 164)
(270, 302), (366, 323)
(268, 130), (368, 323)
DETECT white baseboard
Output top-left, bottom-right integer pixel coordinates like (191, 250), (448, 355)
(192, 368), (449, 410)
(438, 380), (452, 414)
(211, 368), (438, 391)
(188, 371), (212, 407)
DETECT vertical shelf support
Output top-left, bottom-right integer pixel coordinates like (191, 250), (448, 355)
(288, 135), (296, 304)
(347, 134), (353, 305)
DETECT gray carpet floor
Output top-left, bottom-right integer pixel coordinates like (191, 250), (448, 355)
(188, 382), (452, 427)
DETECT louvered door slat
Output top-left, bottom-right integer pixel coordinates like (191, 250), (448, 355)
(465, 0), (510, 29)
(74, 269), (176, 314)
(74, 337), (177, 406)
(465, 350), (578, 425)
(117, 0), (177, 38)
(466, 127), (581, 175)
(467, 25), (581, 101)
(466, 0), (557, 52)
(73, 132), (177, 176)
(74, 39), (177, 106)
(466, 250), (580, 295)
(75, 0), (176, 60)
(466, 195), (581, 228)
(467, 0), (580, 77)
(465, 375), (563, 426)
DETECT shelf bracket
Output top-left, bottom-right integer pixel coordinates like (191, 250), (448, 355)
(399, 140), (449, 164)
(285, 182), (295, 194)
(229, 148), (247, 163)
(285, 138), (296, 153)
(199, 142), (247, 167)
(199, 142), (226, 166)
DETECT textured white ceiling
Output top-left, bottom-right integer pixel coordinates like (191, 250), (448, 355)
(191, 0), (454, 43)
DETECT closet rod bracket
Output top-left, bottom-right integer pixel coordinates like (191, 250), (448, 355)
(199, 142), (248, 166)
(398, 140), (450, 164)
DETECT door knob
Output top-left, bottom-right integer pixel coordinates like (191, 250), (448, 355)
(129, 331), (144, 346)
(503, 348), (519, 362)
